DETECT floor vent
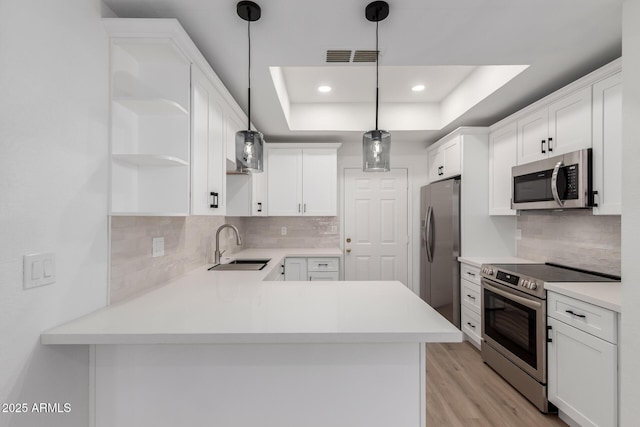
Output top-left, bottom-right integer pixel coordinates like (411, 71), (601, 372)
(326, 50), (352, 63)
(353, 50), (378, 63)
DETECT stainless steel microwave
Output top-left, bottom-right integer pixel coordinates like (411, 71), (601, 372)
(511, 149), (594, 210)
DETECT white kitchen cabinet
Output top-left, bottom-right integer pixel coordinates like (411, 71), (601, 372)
(459, 261), (482, 349)
(488, 123), (517, 215)
(517, 86), (592, 164)
(226, 157), (268, 216)
(285, 257), (340, 281)
(225, 109), (245, 167)
(592, 72), (622, 215)
(190, 65), (226, 216)
(107, 33), (191, 216)
(427, 136), (461, 182)
(548, 315), (617, 427)
(284, 258), (308, 281)
(267, 144), (339, 216)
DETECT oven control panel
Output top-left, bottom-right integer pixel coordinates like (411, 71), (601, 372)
(480, 264), (546, 299)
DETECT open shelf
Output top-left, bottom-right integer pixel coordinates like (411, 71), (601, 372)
(113, 97), (188, 115)
(112, 154), (189, 167)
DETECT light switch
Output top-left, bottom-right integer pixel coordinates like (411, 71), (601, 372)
(24, 253), (56, 290)
(152, 237), (164, 257)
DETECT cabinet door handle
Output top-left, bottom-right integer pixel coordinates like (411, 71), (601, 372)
(466, 294), (476, 300)
(547, 325), (553, 343)
(548, 137), (553, 152)
(210, 192), (219, 208)
(467, 322), (475, 329)
(541, 139), (546, 154)
(257, 202), (262, 212)
(298, 203), (301, 213)
(303, 203), (306, 213)
(565, 309), (586, 318)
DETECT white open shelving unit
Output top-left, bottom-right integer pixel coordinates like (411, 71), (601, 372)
(108, 37), (191, 216)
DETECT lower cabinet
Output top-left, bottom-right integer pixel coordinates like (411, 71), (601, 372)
(284, 257), (340, 281)
(459, 262), (482, 349)
(547, 292), (618, 427)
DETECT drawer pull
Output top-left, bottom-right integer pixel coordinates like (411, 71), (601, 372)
(566, 309), (586, 318)
(466, 294), (476, 300)
(467, 322), (476, 329)
(466, 272), (476, 277)
(318, 263), (328, 267)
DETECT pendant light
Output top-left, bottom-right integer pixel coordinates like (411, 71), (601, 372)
(236, 1), (264, 173)
(363, 1), (391, 172)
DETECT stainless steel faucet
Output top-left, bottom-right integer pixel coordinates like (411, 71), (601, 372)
(214, 224), (242, 265)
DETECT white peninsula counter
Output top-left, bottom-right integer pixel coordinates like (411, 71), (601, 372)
(42, 249), (461, 427)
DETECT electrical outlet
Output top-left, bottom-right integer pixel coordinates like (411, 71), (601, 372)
(281, 226), (287, 236)
(152, 237), (165, 257)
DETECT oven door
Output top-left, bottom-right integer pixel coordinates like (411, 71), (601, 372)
(481, 278), (546, 383)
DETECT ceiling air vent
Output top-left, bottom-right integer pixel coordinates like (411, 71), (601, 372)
(353, 50), (378, 63)
(326, 50), (352, 63)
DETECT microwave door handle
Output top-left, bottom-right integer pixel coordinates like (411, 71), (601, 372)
(425, 206), (433, 263)
(551, 161), (565, 207)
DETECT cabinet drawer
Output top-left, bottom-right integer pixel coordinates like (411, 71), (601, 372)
(308, 271), (339, 281)
(461, 279), (481, 313)
(461, 263), (481, 285)
(548, 292), (617, 344)
(307, 257), (339, 272)
(461, 306), (482, 348)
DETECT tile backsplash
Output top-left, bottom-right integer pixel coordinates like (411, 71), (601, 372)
(233, 216), (340, 248)
(109, 215), (339, 304)
(110, 216), (243, 304)
(517, 211), (621, 276)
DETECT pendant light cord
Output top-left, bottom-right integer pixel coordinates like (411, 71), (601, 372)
(375, 19), (379, 131)
(247, 16), (251, 131)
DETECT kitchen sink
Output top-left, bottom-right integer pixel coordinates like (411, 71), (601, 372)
(208, 258), (271, 271)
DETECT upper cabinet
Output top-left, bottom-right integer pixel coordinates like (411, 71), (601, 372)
(190, 65), (226, 216)
(104, 19), (259, 217)
(489, 58), (622, 216)
(267, 144), (340, 216)
(592, 72), (622, 215)
(427, 136), (461, 182)
(517, 86), (592, 164)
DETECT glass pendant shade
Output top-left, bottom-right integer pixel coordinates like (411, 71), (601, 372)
(362, 129), (391, 172)
(235, 129), (264, 173)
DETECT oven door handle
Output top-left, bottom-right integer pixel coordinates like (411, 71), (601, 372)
(551, 160), (565, 207)
(482, 280), (542, 310)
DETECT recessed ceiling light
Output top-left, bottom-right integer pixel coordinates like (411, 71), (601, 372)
(412, 84), (425, 92)
(318, 85), (332, 93)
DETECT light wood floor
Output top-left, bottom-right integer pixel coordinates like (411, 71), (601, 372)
(426, 342), (568, 427)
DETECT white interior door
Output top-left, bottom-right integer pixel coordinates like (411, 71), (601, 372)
(343, 169), (408, 285)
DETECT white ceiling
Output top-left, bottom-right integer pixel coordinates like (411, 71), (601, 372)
(283, 66), (477, 103)
(103, 0), (623, 144)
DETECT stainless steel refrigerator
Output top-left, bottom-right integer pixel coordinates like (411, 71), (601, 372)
(420, 178), (461, 328)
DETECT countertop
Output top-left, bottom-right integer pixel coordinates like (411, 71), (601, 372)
(457, 256), (538, 268)
(544, 282), (621, 313)
(42, 248), (462, 345)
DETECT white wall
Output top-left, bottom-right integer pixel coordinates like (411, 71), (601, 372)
(337, 140), (429, 294)
(0, 1), (111, 426)
(620, 1), (640, 425)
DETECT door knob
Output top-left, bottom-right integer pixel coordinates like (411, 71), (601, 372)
(346, 238), (351, 243)
(346, 249), (351, 253)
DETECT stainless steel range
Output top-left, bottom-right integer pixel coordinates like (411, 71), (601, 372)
(479, 262), (619, 413)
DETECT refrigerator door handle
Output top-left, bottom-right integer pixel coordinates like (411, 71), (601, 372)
(425, 206), (434, 263)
